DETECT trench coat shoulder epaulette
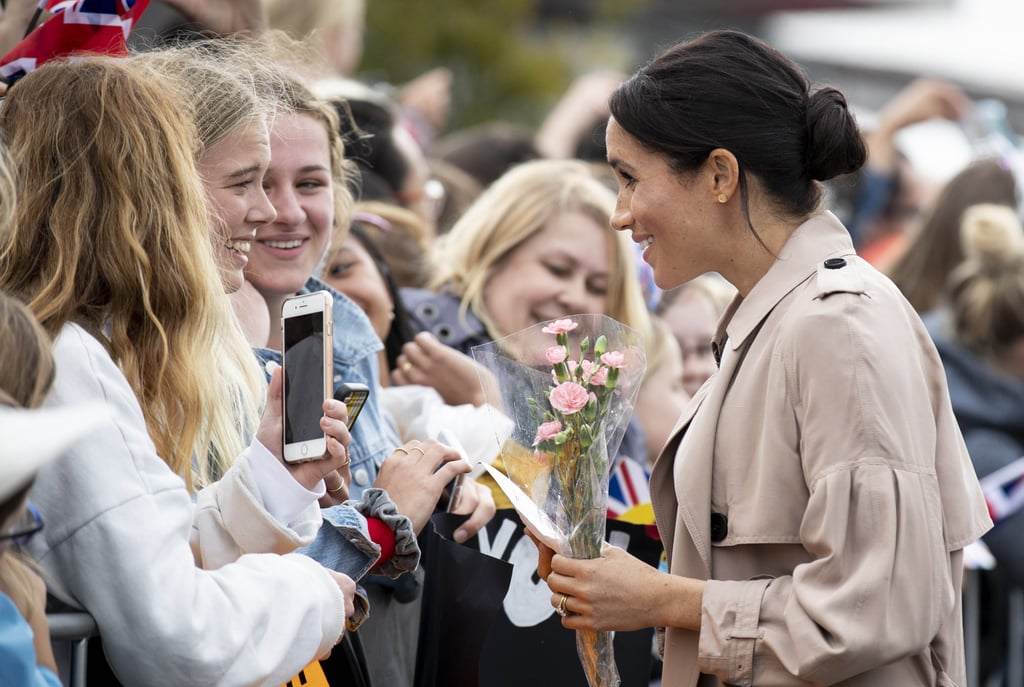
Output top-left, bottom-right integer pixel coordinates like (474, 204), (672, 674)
(812, 255), (868, 301)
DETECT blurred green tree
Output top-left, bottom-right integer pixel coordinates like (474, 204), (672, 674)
(360, 0), (648, 134)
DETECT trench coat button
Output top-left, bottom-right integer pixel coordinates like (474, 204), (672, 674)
(823, 257), (847, 269)
(710, 512), (728, 542)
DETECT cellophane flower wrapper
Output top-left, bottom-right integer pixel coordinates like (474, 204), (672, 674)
(472, 314), (646, 687)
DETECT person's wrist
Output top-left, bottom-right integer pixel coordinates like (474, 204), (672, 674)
(652, 574), (704, 631)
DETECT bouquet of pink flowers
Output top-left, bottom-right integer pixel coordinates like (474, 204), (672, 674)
(472, 314), (645, 687)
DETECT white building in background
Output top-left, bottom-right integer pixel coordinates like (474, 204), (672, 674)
(765, 0), (1024, 100)
(765, 0), (1024, 185)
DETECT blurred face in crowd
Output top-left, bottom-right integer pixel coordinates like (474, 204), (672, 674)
(660, 288), (719, 396)
(392, 124), (442, 233)
(246, 113), (334, 299)
(483, 211), (610, 338)
(325, 20), (364, 77)
(198, 121), (275, 294)
(322, 234), (394, 340)
(634, 330), (689, 464)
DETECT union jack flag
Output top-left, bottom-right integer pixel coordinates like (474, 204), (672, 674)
(0, 0), (150, 83)
(606, 454), (653, 522)
(981, 454), (1024, 526)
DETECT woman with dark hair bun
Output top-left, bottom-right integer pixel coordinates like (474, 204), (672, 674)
(534, 29), (991, 686)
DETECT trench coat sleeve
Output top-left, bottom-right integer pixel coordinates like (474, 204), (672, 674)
(698, 289), (957, 685)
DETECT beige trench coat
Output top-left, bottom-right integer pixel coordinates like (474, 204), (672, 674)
(650, 212), (992, 686)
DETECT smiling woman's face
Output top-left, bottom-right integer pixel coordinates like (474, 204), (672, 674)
(245, 113), (334, 299)
(198, 121), (275, 294)
(482, 211), (611, 338)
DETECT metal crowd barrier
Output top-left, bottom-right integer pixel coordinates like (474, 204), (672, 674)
(46, 611), (96, 687)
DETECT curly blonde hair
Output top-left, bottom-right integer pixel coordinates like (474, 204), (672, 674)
(0, 57), (262, 490)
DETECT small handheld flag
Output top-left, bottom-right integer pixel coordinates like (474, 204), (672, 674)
(0, 0), (151, 84)
(981, 454), (1024, 526)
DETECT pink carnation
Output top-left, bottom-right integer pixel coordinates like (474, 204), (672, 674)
(577, 360), (608, 386)
(600, 351), (626, 369)
(545, 345), (567, 364)
(532, 420), (563, 446)
(549, 381), (589, 415)
(542, 319), (578, 335)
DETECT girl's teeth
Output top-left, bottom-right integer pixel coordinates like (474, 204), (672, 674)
(265, 239), (303, 249)
(640, 236), (654, 248)
(226, 240), (251, 253)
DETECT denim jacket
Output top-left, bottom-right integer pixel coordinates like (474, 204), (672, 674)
(255, 278), (401, 497)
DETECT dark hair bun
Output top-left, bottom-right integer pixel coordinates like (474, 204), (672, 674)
(805, 87), (867, 182)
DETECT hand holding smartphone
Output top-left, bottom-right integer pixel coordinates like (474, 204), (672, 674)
(281, 291), (334, 463)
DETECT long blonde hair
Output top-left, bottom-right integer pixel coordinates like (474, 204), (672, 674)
(430, 158), (652, 342)
(139, 38), (355, 481)
(0, 57), (260, 490)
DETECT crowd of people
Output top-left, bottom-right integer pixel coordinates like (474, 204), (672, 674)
(0, 1), (1020, 686)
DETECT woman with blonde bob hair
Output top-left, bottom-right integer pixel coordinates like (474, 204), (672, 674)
(398, 156), (653, 484)
(400, 159), (652, 387)
(398, 158), (652, 407)
(0, 56), (360, 686)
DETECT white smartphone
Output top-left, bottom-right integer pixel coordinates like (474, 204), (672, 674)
(281, 291), (334, 463)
